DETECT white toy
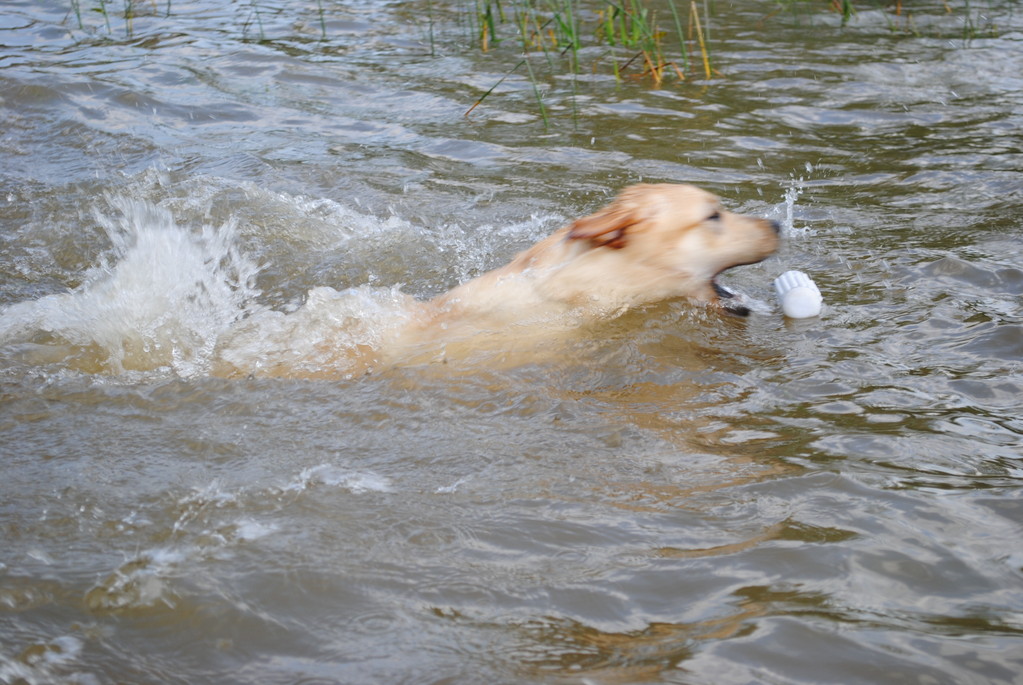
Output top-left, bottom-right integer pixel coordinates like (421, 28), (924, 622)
(774, 270), (823, 319)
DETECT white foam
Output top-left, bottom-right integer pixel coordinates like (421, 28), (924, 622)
(288, 464), (393, 494)
(0, 196), (262, 377)
(84, 547), (184, 612)
(436, 475), (472, 494)
(215, 284), (416, 378)
(233, 519), (278, 541)
(0, 635), (95, 685)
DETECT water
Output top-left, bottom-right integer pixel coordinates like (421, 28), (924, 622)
(2, 0), (1022, 682)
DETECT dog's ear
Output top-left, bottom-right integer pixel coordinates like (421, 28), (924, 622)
(566, 206), (638, 250)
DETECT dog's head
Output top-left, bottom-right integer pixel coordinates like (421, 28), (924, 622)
(565, 184), (780, 315)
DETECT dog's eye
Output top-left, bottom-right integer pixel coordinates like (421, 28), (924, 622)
(707, 211), (721, 221)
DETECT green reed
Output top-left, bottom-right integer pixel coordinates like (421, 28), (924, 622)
(243, 2), (266, 41)
(70, 0), (83, 28)
(67, 0), (165, 36)
(464, 0), (716, 127)
(316, 0), (327, 40)
(467, 1), (713, 85)
(600, 0), (678, 84)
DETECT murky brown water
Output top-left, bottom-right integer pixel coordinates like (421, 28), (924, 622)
(2, 1), (1022, 683)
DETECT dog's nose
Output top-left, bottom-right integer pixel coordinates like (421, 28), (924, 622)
(769, 220), (782, 235)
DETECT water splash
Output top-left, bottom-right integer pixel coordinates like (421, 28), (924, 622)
(214, 284), (418, 378)
(783, 182), (801, 234)
(779, 174), (817, 238)
(0, 197), (263, 377)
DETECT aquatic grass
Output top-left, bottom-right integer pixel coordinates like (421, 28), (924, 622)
(480, 1), (719, 126)
(666, 0), (691, 72)
(473, 0), (512, 51)
(522, 53), (553, 127)
(316, 0), (327, 40)
(70, 0), (84, 29)
(124, 0), (135, 36)
(689, 0), (711, 79)
(515, 3), (557, 126)
(848, 0), (1000, 39)
(101, 0), (112, 32)
(839, 0), (854, 25)
(464, 6), (554, 126)
(467, 1), (714, 86)
(242, 1), (267, 42)
(957, 0), (1001, 40)
(599, 1), (669, 84)
(466, 0), (588, 128)
(462, 0), (715, 127)
(424, 0), (437, 55)
(464, 56), (550, 127)
(64, 0), (156, 36)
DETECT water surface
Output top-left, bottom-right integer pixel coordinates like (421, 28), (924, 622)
(2, 1), (1022, 683)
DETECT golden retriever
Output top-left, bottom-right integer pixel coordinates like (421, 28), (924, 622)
(215, 183), (780, 376)
(430, 184), (777, 320)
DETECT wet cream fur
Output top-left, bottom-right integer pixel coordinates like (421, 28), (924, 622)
(383, 183), (779, 366)
(216, 183), (780, 377)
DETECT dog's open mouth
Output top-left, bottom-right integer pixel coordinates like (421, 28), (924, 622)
(712, 279), (751, 317)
